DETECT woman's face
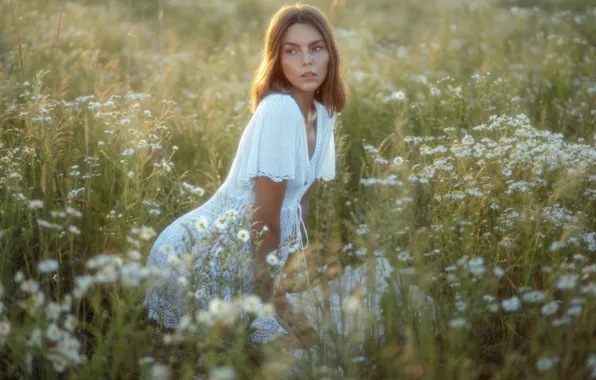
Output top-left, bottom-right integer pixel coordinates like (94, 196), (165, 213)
(280, 23), (329, 94)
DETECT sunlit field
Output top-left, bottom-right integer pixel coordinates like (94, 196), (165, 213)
(1, 0), (595, 378)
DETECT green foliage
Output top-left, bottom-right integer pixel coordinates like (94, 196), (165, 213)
(0, 0), (595, 378)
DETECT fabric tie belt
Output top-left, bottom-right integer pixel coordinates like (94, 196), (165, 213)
(292, 203), (309, 251)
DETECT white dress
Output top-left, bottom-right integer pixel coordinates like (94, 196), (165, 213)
(144, 92), (337, 341)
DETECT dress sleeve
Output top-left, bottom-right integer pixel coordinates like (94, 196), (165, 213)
(236, 94), (303, 186)
(315, 112), (337, 181)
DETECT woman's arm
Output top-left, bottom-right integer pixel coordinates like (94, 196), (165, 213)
(300, 182), (315, 224)
(251, 176), (287, 303)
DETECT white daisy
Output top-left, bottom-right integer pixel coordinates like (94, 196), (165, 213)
(236, 229), (250, 242)
(215, 217), (228, 230)
(266, 253), (280, 266)
(556, 274), (578, 290)
(20, 279), (40, 294)
(501, 296), (521, 312)
(193, 216), (209, 232)
(0, 321), (11, 336)
(38, 258), (59, 273)
(541, 301), (560, 316)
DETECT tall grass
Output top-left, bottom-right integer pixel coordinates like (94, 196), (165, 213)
(0, 0), (595, 378)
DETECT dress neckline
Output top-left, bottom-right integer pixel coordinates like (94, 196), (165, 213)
(282, 94), (322, 168)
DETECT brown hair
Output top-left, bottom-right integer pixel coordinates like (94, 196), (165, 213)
(250, 3), (349, 117)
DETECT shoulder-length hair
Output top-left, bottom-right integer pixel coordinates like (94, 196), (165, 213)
(250, 4), (349, 117)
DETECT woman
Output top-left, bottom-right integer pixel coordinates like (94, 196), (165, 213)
(144, 4), (348, 344)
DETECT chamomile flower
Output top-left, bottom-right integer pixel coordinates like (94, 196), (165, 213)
(501, 296), (521, 312)
(541, 301), (560, 316)
(38, 258), (59, 273)
(237, 229), (250, 242)
(215, 216), (228, 230)
(266, 253), (280, 266)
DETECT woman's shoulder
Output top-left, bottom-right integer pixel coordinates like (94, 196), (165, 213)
(257, 92), (301, 116)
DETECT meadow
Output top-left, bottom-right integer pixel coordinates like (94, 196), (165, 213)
(0, 0), (595, 378)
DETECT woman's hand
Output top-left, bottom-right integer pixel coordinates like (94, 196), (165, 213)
(274, 295), (292, 333)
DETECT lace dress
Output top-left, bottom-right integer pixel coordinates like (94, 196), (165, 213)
(144, 93), (337, 343)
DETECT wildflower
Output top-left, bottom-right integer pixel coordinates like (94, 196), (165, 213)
(148, 363), (171, 380)
(46, 323), (63, 342)
(455, 301), (467, 311)
(132, 226), (156, 241)
(209, 366), (236, 380)
(95, 265), (117, 283)
(27, 328), (42, 348)
(224, 209), (239, 220)
(65, 206), (82, 218)
(243, 295), (263, 314)
(343, 295), (361, 315)
(27, 200), (44, 210)
(580, 282), (596, 295)
(67, 225), (81, 235)
(488, 303), (499, 312)
(468, 257), (485, 275)
(191, 289), (206, 303)
(501, 296), (521, 312)
(266, 253), (280, 266)
(393, 156), (404, 166)
(64, 315), (78, 331)
(462, 135), (475, 145)
(214, 216), (229, 230)
(390, 90), (406, 101)
(493, 266), (505, 277)
(20, 279), (39, 294)
(237, 229), (250, 242)
(521, 290), (546, 303)
(45, 302), (62, 321)
(449, 318), (469, 328)
(541, 301), (560, 316)
(38, 258), (59, 273)
(139, 356), (155, 366)
(86, 254), (114, 270)
(397, 251), (410, 261)
(556, 274), (578, 289)
(208, 299), (232, 319)
(0, 321), (11, 336)
(536, 356), (558, 372)
(566, 305), (583, 317)
(587, 354), (596, 369)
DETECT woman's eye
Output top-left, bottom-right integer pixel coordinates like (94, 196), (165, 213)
(286, 49), (297, 55)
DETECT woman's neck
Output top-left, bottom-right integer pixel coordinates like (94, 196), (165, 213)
(289, 89), (316, 121)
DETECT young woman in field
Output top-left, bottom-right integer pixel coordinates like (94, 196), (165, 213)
(144, 4), (348, 344)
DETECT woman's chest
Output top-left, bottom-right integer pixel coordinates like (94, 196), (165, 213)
(305, 117), (317, 161)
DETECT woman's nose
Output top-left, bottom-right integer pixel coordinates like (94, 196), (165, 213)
(301, 50), (313, 65)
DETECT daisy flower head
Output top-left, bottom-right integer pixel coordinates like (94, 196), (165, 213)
(236, 229), (250, 243)
(541, 301), (560, 316)
(556, 274), (578, 290)
(21, 279), (40, 294)
(224, 209), (239, 221)
(266, 253), (280, 266)
(501, 296), (521, 312)
(0, 321), (11, 336)
(194, 216), (209, 233)
(38, 258), (59, 274)
(393, 156), (404, 166)
(215, 216), (228, 231)
(194, 288), (206, 301)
